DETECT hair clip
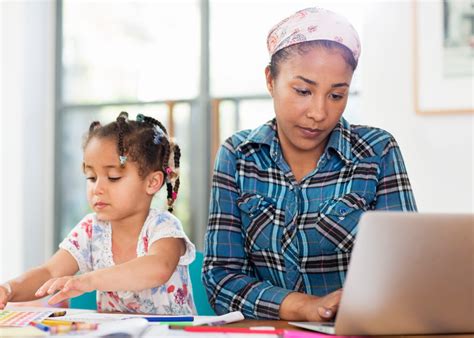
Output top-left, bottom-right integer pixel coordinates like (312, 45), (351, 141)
(153, 126), (166, 145)
(136, 114), (145, 123)
(119, 155), (128, 166)
(118, 111), (129, 120)
(165, 167), (173, 175)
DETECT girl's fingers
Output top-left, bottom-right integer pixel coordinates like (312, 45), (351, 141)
(48, 291), (68, 305)
(47, 279), (65, 295)
(62, 279), (75, 292)
(35, 279), (56, 297)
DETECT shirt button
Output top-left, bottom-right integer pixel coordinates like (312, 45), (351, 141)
(289, 186), (294, 191)
(339, 208), (348, 216)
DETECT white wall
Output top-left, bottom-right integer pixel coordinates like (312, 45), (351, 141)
(361, 1), (473, 213)
(0, 1), (55, 281)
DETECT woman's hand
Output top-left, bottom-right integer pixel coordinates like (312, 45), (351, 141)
(310, 289), (343, 321)
(280, 289), (343, 321)
(35, 274), (94, 305)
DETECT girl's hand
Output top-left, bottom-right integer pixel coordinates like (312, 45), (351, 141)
(0, 284), (11, 310)
(35, 275), (94, 305)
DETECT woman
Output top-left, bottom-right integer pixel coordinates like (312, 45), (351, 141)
(203, 7), (416, 321)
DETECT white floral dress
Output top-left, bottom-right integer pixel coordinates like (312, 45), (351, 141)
(59, 209), (196, 314)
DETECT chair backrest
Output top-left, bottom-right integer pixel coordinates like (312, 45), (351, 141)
(189, 251), (216, 315)
(69, 290), (97, 310)
(70, 251), (215, 315)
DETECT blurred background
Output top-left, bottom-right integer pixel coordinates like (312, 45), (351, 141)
(0, 0), (473, 281)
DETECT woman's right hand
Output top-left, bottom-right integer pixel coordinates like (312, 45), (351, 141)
(280, 289), (343, 321)
(308, 289), (343, 321)
(0, 284), (11, 310)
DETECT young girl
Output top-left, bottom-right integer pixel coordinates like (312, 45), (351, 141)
(0, 112), (196, 314)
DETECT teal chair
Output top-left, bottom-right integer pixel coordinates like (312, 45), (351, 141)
(190, 251), (216, 315)
(70, 290), (97, 310)
(70, 251), (215, 315)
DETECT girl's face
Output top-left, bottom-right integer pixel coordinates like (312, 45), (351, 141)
(265, 46), (354, 159)
(83, 137), (158, 223)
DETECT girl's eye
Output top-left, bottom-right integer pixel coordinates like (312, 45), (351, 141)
(294, 88), (311, 96)
(330, 93), (344, 100)
(86, 177), (96, 182)
(108, 177), (121, 182)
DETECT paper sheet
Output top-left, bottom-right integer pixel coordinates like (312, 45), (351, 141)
(57, 311), (244, 326)
(0, 326), (48, 337)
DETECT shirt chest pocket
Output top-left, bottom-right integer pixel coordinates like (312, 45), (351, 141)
(315, 192), (372, 253)
(237, 193), (277, 252)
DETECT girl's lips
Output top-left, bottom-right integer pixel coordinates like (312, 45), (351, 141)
(298, 126), (324, 138)
(94, 202), (108, 209)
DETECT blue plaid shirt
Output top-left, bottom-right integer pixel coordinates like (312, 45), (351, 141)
(203, 118), (417, 319)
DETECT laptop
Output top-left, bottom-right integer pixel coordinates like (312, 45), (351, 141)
(289, 212), (474, 335)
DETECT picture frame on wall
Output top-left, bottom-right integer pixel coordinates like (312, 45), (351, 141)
(413, 0), (474, 115)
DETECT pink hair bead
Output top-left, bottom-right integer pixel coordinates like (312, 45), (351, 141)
(172, 192), (178, 200)
(165, 167), (172, 175)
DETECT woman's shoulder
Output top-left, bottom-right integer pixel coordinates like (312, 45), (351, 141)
(222, 119), (276, 153)
(349, 123), (398, 155)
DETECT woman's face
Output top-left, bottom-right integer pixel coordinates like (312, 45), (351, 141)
(265, 46), (354, 159)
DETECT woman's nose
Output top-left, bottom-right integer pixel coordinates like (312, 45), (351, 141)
(306, 98), (328, 122)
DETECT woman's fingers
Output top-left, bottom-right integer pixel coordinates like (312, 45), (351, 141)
(317, 289), (343, 320)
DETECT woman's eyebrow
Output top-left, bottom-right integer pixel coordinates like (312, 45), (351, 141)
(294, 75), (349, 88)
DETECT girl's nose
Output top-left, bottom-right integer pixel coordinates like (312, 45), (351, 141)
(93, 179), (105, 195)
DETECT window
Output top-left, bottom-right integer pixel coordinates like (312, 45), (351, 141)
(56, 0), (366, 248)
(56, 0), (199, 244)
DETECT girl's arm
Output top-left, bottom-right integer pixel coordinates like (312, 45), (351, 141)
(0, 249), (78, 308)
(45, 237), (185, 305)
(92, 237), (185, 291)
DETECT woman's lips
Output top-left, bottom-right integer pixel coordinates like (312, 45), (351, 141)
(298, 126), (324, 138)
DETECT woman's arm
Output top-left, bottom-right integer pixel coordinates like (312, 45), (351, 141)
(42, 237), (184, 305)
(373, 137), (417, 211)
(0, 249), (79, 308)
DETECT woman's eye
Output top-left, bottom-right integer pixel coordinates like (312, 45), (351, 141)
(108, 177), (121, 182)
(330, 93), (344, 100)
(294, 88), (311, 96)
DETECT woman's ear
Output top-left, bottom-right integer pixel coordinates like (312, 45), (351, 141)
(265, 65), (274, 97)
(146, 170), (164, 195)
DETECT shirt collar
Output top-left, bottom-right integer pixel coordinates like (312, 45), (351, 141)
(236, 119), (277, 151)
(236, 117), (352, 164)
(325, 117), (352, 164)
